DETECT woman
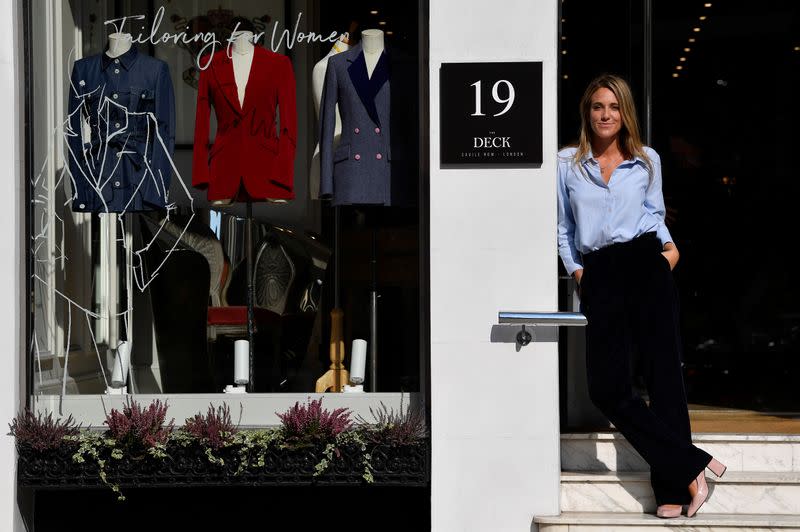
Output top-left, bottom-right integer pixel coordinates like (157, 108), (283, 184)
(557, 74), (726, 518)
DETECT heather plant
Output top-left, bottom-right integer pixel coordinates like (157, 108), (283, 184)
(355, 395), (427, 446)
(276, 398), (352, 446)
(8, 409), (80, 452)
(105, 398), (174, 455)
(183, 403), (239, 451)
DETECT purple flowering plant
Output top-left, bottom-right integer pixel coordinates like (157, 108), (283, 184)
(105, 398), (174, 452)
(276, 398), (353, 446)
(8, 409), (80, 452)
(183, 403), (239, 451)
(355, 396), (427, 446)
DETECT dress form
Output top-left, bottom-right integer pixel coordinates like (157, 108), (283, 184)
(309, 34), (351, 200)
(213, 31), (287, 206)
(361, 29), (385, 79)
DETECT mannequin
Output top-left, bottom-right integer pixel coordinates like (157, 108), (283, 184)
(106, 32), (132, 58)
(361, 29), (385, 78)
(309, 33), (351, 200)
(212, 29), (287, 206)
(192, 17), (299, 390)
(318, 26), (393, 206)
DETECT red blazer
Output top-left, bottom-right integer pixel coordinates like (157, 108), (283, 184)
(192, 46), (297, 201)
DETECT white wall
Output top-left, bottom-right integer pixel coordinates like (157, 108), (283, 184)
(429, 1), (559, 531)
(0, 0), (26, 529)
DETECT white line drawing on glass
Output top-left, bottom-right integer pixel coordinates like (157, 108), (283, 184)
(30, 47), (193, 409)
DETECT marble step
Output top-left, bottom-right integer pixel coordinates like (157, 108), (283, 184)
(561, 471), (800, 514)
(562, 432), (800, 473)
(535, 511), (800, 531)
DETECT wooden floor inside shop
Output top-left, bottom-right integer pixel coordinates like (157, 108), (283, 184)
(569, 406), (800, 434)
(688, 405), (800, 434)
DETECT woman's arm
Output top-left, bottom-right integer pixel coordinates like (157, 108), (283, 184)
(557, 155), (584, 282)
(644, 149), (678, 270)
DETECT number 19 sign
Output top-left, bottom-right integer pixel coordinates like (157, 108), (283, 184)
(440, 62), (542, 166)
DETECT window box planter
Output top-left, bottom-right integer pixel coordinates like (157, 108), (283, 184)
(16, 439), (429, 490)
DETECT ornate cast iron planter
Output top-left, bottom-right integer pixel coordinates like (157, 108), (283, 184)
(17, 442), (429, 489)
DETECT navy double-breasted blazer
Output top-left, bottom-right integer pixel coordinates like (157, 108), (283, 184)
(319, 43), (415, 207)
(66, 46), (175, 213)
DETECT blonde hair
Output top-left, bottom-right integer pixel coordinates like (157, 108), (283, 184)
(573, 74), (652, 176)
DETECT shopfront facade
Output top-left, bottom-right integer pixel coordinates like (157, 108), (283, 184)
(0, 0), (559, 529)
(5, 0), (797, 530)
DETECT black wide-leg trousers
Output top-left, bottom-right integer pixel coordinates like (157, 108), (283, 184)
(579, 232), (711, 505)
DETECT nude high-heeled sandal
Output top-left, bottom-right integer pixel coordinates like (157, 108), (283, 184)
(686, 457), (727, 517)
(706, 457), (727, 478)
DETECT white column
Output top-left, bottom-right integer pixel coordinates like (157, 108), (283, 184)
(429, 1), (559, 531)
(0, 0), (26, 529)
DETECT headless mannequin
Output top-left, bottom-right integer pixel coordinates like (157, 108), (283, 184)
(214, 30), (287, 206)
(106, 32), (132, 58)
(361, 29), (385, 78)
(310, 34), (351, 200)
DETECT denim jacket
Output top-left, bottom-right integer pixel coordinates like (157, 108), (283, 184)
(66, 46), (175, 213)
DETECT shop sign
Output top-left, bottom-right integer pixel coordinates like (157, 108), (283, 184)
(440, 62), (542, 166)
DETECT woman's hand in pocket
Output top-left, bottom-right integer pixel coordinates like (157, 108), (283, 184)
(661, 243), (680, 270)
(574, 268), (584, 296)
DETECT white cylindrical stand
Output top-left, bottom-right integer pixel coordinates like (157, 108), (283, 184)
(350, 339), (367, 385)
(234, 339), (249, 385)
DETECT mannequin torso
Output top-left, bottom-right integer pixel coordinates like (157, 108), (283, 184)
(106, 32), (132, 58)
(214, 31), (287, 206)
(361, 29), (385, 79)
(309, 36), (351, 200)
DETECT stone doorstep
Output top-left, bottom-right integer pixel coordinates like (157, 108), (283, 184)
(560, 471), (800, 514)
(534, 511), (800, 530)
(562, 433), (800, 443)
(561, 432), (800, 473)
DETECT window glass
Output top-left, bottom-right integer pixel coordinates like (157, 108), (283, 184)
(28, 0), (422, 395)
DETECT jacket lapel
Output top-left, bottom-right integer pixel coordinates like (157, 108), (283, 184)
(212, 52), (243, 115)
(370, 51), (390, 97)
(347, 45), (390, 127)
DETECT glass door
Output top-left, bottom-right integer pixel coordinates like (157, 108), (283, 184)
(559, 0), (800, 430)
(653, 0), (800, 412)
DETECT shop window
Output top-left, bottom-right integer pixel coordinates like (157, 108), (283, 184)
(26, 1), (425, 404)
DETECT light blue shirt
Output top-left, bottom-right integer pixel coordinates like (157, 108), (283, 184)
(557, 146), (673, 275)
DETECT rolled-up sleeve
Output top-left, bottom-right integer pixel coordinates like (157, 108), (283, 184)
(643, 149), (673, 247)
(557, 157), (583, 275)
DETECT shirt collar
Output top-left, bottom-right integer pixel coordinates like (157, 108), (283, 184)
(580, 149), (648, 168)
(101, 44), (138, 71)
